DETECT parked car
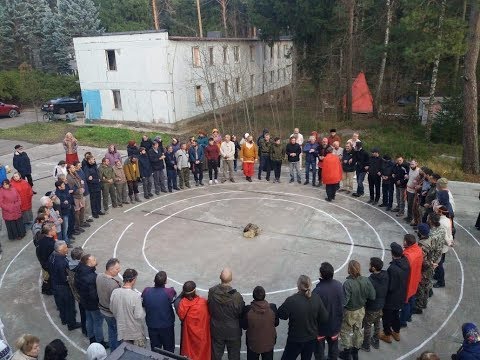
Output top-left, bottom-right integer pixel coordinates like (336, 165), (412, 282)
(41, 97), (83, 114)
(0, 102), (21, 118)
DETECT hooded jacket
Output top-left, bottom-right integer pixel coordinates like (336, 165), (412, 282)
(241, 300), (278, 354)
(13, 151), (31, 175)
(83, 162), (101, 192)
(138, 153), (153, 178)
(455, 325), (480, 360)
(75, 263), (100, 311)
(312, 278), (344, 336)
(384, 256), (410, 310)
(207, 284), (245, 340)
(9, 177), (33, 212)
(365, 270), (389, 311)
(404, 243), (423, 301)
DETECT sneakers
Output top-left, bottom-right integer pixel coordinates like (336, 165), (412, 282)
(214, 179), (218, 184)
(209, 180), (213, 185)
(303, 181), (309, 185)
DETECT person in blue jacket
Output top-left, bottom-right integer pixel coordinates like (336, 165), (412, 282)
(303, 136), (319, 186)
(188, 139), (204, 186)
(452, 323), (480, 360)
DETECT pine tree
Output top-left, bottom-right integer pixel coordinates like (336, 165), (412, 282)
(58, 0), (103, 38)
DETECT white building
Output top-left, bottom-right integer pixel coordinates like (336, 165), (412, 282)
(73, 31), (294, 124)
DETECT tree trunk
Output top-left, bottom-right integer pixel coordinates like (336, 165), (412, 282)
(453, 0), (468, 93)
(374, 0), (393, 118)
(346, 0), (355, 122)
(462, 0), (480, 174)
(425, 0), (446, 141)
(151, 0), (160, 30)
(218, 0), (228, 37)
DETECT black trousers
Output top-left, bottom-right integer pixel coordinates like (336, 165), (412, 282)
(434, 253), (446, 286)
(314, 336), (339, 360)
(53, 285), (77, 326)
(127, 181), (139, 195)
(270, 160), (282, 180)
(282, 340), (316, 360)
(317, 167), (323, 185)
(247, 348), (274, 360)
(368, 174), (381, 201)
(89, 191), (101, 216)
(258, 155), (271, 180)
(21, 173), (34, 187)
(382, 308), (400, 335)
(325, 183), (339, 200)
(191, 162), (204, 182)
(148, 326), (174, 352)
(208, 160), (219, 180)
(382, 182), (394, 208)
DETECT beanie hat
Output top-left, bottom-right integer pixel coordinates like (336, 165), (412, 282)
(417, 223), (430, 237)
(390, 242), (404, 257)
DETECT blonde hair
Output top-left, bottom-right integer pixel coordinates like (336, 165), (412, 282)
(297, 275), (312, 298)
(15, 334), (39, 354)
(348, 260), (361, 278)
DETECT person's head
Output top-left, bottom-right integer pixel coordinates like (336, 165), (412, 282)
(352, 132), (359, 141)
(15, 334), (40, 358)
(101, 158), (110, 166)
(232, 135), (237, 141)
(319, 262), (334, 280)
(345, 142), (352, 151)
(182, 280), (197, 299)
(297, 275), (312, 298)
(289, 136), (296, 144)
(417, 223), (430, 239)
(371, 148), (379, 157)
(73, 161), (82, 171)
(70, 247), (84, 261)
(86, 343), (107, 360)
(114, 159), (122, 167)
(108, 144), (116, 153)
(40, 195), (53, 208)
(55, 180), (65, 191)
(348, 260), (361, 278)
(139, 147), (146, 154)
(264, 133), (270, 141)
(37, 206), (48, 216)
(58, 160), (66, 168)
(321, 137), (328, 146)
(154, 271), (167, 287)
(274, 137), (281, 145)
(105, 258), (121, 277)
(54, 241), (68, 256)
(67, 164), (76, 174)
(462, 323), (480, 344)
(390, 242), (404, 259)
(172, 137), (179, 145)
(403, 234), (417, 248)
(430, 173), (441, 184)
(12, 172), (21, 181)
(128, 140), (136, 147)
(410, 159), (418, 170)
(34, 215), (45, 225)
(130, 155), (138, 163)
(220, 267), (233, 284)
(180, 143), (187, 150)
(355, 141), (363, 151)
(294, 128), (299, 134)
(80, 253), (97, 268)
(212, 129), (219, 136)
(2, 179), (10, 189)
(41, 222), (57, 236)
(333, 141), (339, 149)
(142, 134), (148, 141)
(436, 177), (448, 190)
(427, 213), (441, 228)
(252, 286), (266, 301)
(44, 339), (68, 360)
(224, 134), (231, 142)
(122, 268), (138, 285)
(416, 352), (440, 360)
(330, 128), (336, 136)
(369, 257), (383, 273)
(309, 135), (316, 143)
(84, 151), (92, 159)
(396, 156), (404, 165)
(153, 141), (159, 149)
(87, 155), (96, 165)
(14, 144), (23, 153)
(192, 139), (198, 147)
(208, 137), (214, 145)
(65, 132), (73, 140)
(166, 145), (173, 153)
(247, 135), (254, 143)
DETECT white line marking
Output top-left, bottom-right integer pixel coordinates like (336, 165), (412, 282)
(113, 223), (134, 258)
(81, 218), (114, 248)
(454, 221), (480, 247)
(0, 241), (31, 288)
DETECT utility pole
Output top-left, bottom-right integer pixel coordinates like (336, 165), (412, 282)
(152, 0), (160, 30)
(196, 0), (204, 37)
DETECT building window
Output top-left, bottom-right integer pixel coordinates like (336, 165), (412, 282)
(249, 45), (255, 62)
(106, 50), (117, 71)
(233, 46), (239, 62)
(270, 70), (274, 83)
(209, 82), (216, 100)
(284, 45), (288, 56)
(192, 47), (201, 67)
(277, 69), (281, 81)
(223, 46), (228, 64)
(235, 77), (240, 93)
(209, 47), (214, 66)
(270, 45), (274, 59)
(250, 74), (255, 90)
(224, 80), (229, 96)
(283, 68), (286, 80)
(112, 90), (122, 110)
(195, 85), (203, 105)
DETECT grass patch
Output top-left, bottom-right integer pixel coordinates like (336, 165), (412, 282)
(0, 122), (171, 149)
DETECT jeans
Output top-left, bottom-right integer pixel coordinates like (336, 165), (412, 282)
(61, 214), (69, 244)
(258, 155), (271, 180)
(282, 340), (316, 360)
(355, 170), (366, 195)
(212, 337), (241, 360)
(368, 174), (381, 201)
(89, 191), (101, 216)
(382, 308), (400, 335)
(141, 175), (153, 196)
(305, 161), (316, 183)
(289, 162), (301, 181)
(400, 295), (416, 326)
(148, 326), (174, 352)
(314, 336), (339, 360)
(382, 182), (394, 208)
(86, 309), (105, 342)
(208, 160), (219, 180)
(152, 169), (167, 193)
(191, 162), (204, 183)
(103, 315), (119, 351)
(52, 285), (76, 326)
(395, 186), (406, 213)
(67, 207), (75, 237)
(166, 169), (177, 190)
(247, 348), (274, 360)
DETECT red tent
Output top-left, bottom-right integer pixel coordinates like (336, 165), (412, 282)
(343, 72), (374, 113)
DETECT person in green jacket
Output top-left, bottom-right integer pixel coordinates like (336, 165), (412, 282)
(98, 158), (119, 212)
(269, 137), (285, 183)
(339, 260), (376, 360)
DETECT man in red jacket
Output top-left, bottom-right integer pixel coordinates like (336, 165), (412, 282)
(322, 148), (343, 202)
(400, 234), (423, 327)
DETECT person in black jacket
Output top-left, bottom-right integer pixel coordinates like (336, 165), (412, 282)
(278, 275), (328, 360)
(138, 147), (154, 199)
(36, 222), (57, 295)
(380, 242), (410, 344)
(83, 156), (104, 218)
(312, 262), (344, 360)
(165, 146), (179, 192)
(379, 155), (395, 211)
(392, 157), (408, 216)
(148, 141), (168, 194)
(241, 286), (279, 360)
(286, 136), (302, 184)
(340, 143), (355, 194)
(12, 144), (35, 192)
(140, 135), (153, 151)
(367, 149), (382, 204)
(362, 257), (389, 352)
(352, 142), (369, 197)
(54, 181), (73, 247)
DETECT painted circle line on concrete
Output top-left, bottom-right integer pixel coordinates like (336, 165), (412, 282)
(142, 196), (356, 296)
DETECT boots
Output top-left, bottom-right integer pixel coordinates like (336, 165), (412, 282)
(134, 194), (142, 202)
(339, 348), (351, 360)
(129, 195), (134, 203)
(379, 332), (392, 343)
(351, 348), (359, 360)
(371, 336), (380, 349)
(361, 339), (370, 352)
(392, 331), (400, 342)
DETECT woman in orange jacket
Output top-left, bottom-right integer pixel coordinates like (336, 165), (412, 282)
(322, 148), (343, 201)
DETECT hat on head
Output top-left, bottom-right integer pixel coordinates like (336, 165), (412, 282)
(417, 223), (430, 237)
(58, 160), (66, 165)
(14, 144), (22, 150)
(390, 242), (404, 257)
(437, 178), (448, 188)
(330, 128), (336, 133)
(356, 141), (363, 148)
(372, 148), (379, 153)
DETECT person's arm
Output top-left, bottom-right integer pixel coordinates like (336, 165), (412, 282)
(271, 303), (280, 327)
(343, 282), (351, 308)
(240, 305), (250, 330)
(277, 299), (290, 320)
(133, 293), (146, 320)
(316, 297), (329, 324)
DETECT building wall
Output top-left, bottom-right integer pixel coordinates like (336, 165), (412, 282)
(73, 32), (293, 124)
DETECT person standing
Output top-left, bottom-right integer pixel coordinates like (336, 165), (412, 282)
(327, 129), (341, 146)
(0, 179), (26, 240)
(220, 135), (236, 183)
(286, 136), (302, 184)
(312, 262), (344, 360)
(96, 258), (122, 351)
(141, 271), (177, 352)
(110, 268), (146, 347)
(48, 241), (81, 331)
(379, 155), (395, 211)
(240, 135), (258, 182)
(138, 147), (154, 199)
(367, 148), (382, 204)
(74, 161), (94, 223)
(322, 147), (342, 202)
(53, 160), (68, 180)
(164, 146), (179, 191)
(174, 280), (211, 360)
(188, 139), (204, 186)
(113, 159), (129, 206)
(12, 144), (35, 193)
(317, 138), (329, 187)
(83, 156), (104, 218)
(392, 157), (408, 216)
(205, 138), (220, 185)
(400, 234), (423, 328)
(339, 260), (376, 360)
(269, 137), (285, 183)
(10, 172), (33, 226)
(232, 135), (241, 172)
(127, 140), (139, 157)
(35, 223), (57, 295)
(303, 136), (319, 186)
(63, 132), (79, 165)
(123, 155), (142, 202)
(433, 205), (454, 288)
(340, 142), (355, 194)
(331, 141), (343, 159)
(148, 141), (168, 195)
(208, 268), (245, 360)
(258, 133), (272, 181)
(54, 180), (73, 247)
(98, 158), (119, 211)
(175, 143), (191, 189)
(66, 164), (88, 235)
(380, 242), (410, 344)
(362, 257), (389, 352)
(140, 135), (153, 151)
(406, 160), (420, 223)
(104, 145), (121, 167)
(352, 142), (369, 197)
(278, 275), (328, 360)
(241, 286), (279, 360)
(75, 254), (106, 347)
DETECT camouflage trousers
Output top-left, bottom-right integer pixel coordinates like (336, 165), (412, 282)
(416, 268), (434, 309)
(340, 308), (365, 349)
(362, 309), (382, 344)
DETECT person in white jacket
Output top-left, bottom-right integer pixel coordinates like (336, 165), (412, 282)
(220, 135), (235, 183)
(433, 204), (454, 288)
(53, 160), (68, 179)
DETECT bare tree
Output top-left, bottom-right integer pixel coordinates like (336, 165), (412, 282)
(152, 0), (160, 30)
(462, 0), (480, 174)
(345, 0), (355, 122)
(216, 0), (229, 37)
